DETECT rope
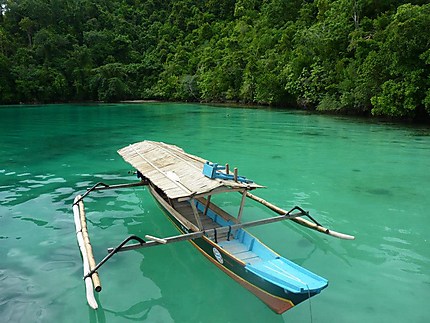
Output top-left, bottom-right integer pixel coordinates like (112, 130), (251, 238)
(307, 284), (313, 323)
(287, 206), (323, 227)
(227, 226), (232, 241)
(213, 228), (218, 243)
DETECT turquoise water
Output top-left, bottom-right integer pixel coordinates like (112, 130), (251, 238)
(0, 103), (429, 323)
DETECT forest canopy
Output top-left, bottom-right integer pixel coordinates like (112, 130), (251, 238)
(0, 0), (429, 119)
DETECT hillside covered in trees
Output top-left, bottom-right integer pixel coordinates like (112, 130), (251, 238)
(1, 0), (429, 119)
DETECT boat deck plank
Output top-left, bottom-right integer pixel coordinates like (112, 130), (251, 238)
(172, 200), (221, 231)
(218, 240), (262, 264)
(172, 199), (261, 264)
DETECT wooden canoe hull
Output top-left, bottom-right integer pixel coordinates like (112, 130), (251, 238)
(191, 235), (295, 314)
(147, 185), (323, 314)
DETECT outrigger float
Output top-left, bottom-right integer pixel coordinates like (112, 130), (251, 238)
(72, 141), (354, 314)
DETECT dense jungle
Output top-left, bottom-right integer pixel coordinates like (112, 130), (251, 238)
(0, 1), (429, 120)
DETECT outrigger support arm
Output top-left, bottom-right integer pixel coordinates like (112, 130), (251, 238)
(245, 192), (355, 240)
(73, 181), (148, 206)
(73, 182), (109, 205)
(104, 207), (310, 255)
(83, 232), (207, 279)
(108, 231), (206, 253)
(84, 235), (146, 280)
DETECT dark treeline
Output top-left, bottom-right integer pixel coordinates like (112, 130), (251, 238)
(0, 0), (429, 120)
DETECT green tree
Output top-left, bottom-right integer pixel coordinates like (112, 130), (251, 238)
(0, 0), (429, 120)
(370, 4), (430, 117)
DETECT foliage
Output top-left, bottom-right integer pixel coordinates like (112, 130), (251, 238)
(0, 0), (429, 120)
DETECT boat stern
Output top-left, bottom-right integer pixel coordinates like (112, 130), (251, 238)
(245, 257), (328, 307)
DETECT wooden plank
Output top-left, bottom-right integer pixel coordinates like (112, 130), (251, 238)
(148, 186), (199, 232)
(117, 140), (263, 200)
(237, 190), (247, 222)
(172, 199), (221, 230)
(190, 199), (203, 230)
(236, 251), (259, 261)
(219, 241), (248, 254)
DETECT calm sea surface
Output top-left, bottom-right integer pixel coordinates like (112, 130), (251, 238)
(0, 103), (429, 323)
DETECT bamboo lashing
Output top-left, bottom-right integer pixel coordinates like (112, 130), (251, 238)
(245, 192), (355, 240)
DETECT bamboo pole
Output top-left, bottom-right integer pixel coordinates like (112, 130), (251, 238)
(109, 210), (307, 253)
(245, 192), (355, 240)
(76, 232), (98, 309)
(78, 200), (102, 292)
(190, 199), (203, 230)
(73, 195), (98, 309)
(108, 231), (206, 253)
(237, 190), (247, 222)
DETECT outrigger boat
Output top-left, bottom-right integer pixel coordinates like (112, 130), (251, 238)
(73, 141), (354, 313)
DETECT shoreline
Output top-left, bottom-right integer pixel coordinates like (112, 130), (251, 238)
(2, 100), (429, 125)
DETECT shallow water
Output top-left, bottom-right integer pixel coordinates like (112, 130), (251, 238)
(0, 103), (429, 323)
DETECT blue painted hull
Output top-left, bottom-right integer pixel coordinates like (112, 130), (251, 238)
(148, 184), (328, 314)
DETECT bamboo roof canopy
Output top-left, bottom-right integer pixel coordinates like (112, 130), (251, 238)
(117, 141), (263, 199)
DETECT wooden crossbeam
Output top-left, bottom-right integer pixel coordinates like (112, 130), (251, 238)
(107, 210), (307, 253)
